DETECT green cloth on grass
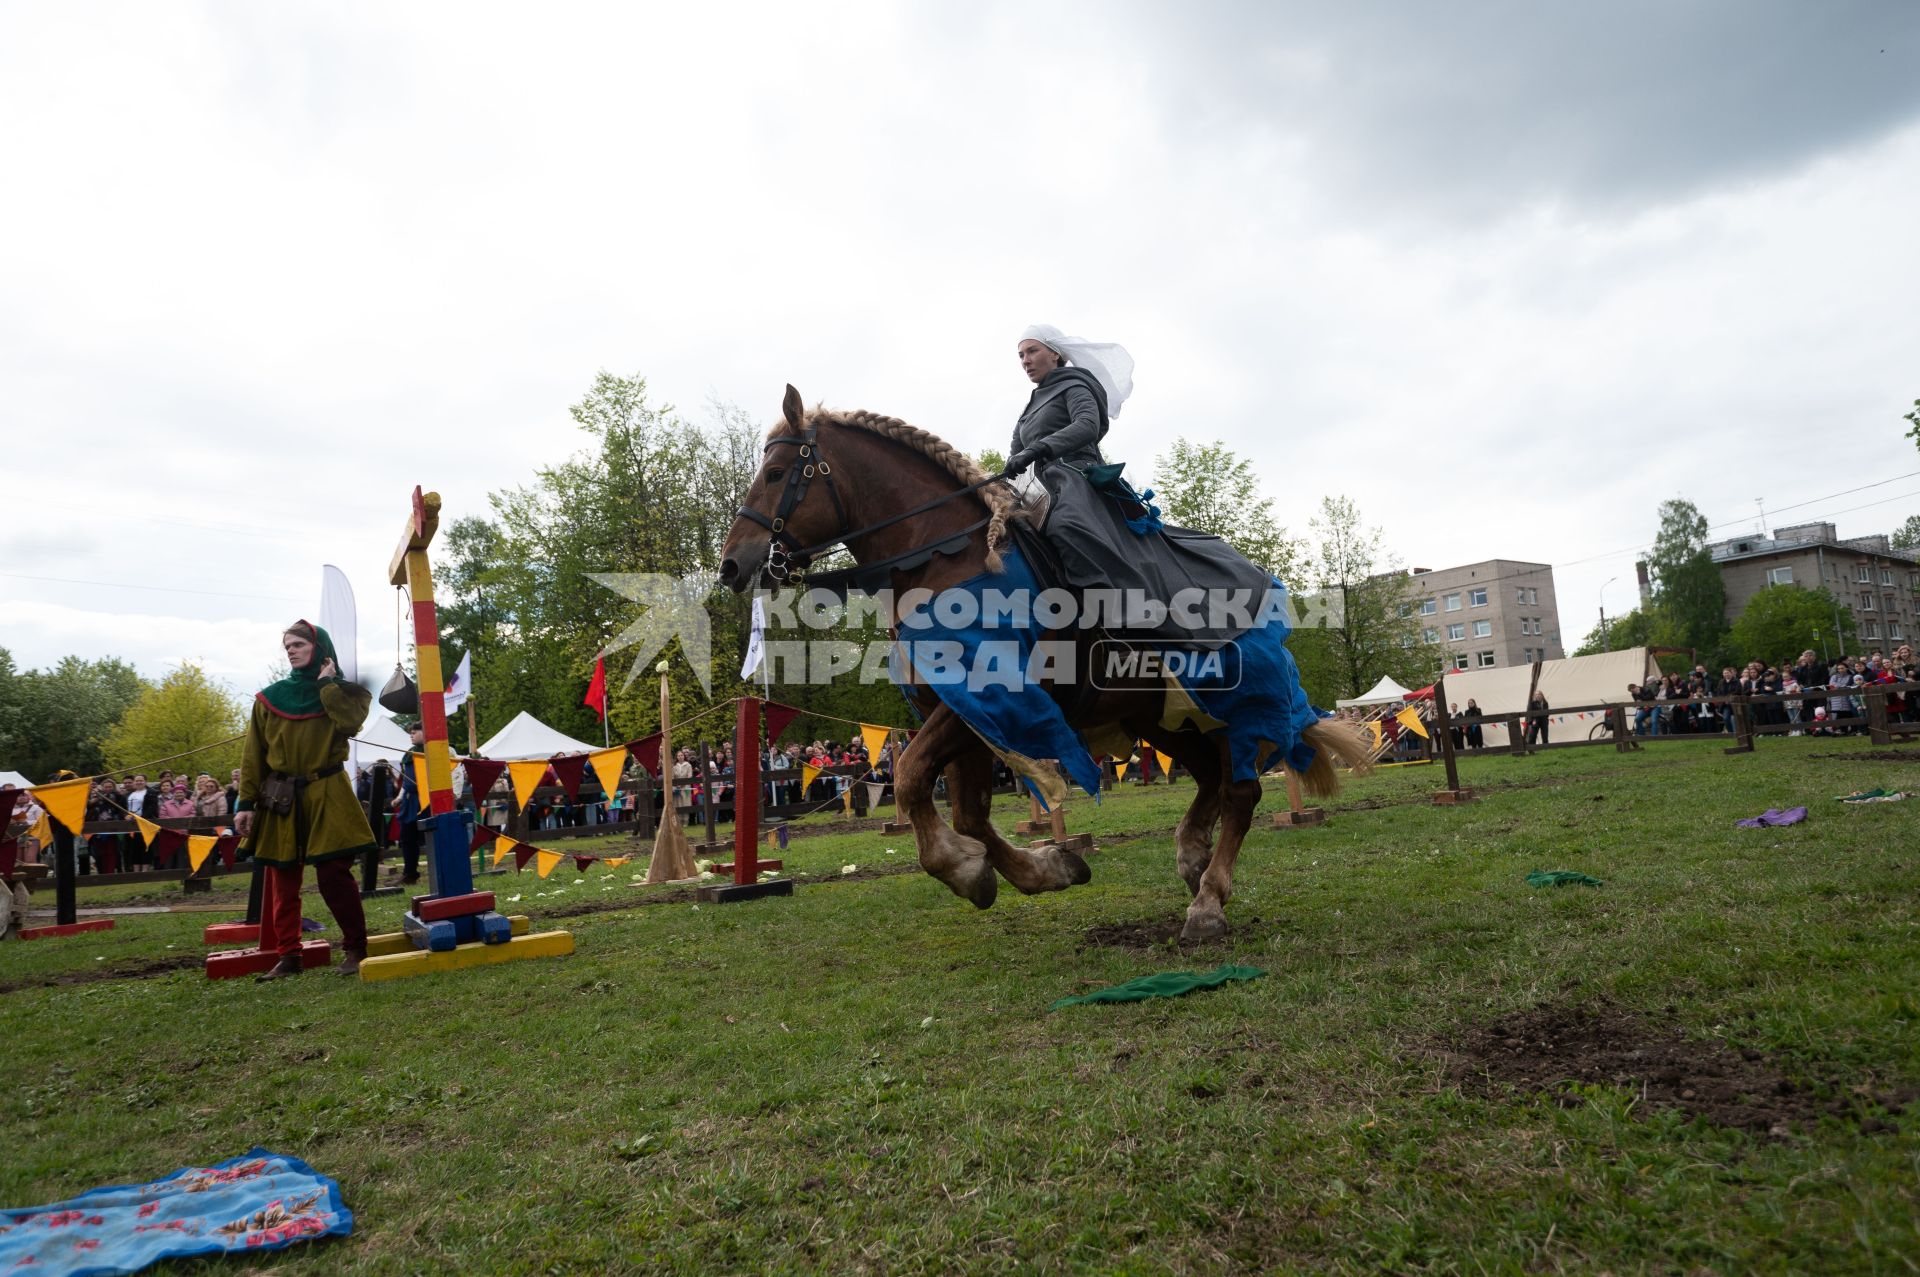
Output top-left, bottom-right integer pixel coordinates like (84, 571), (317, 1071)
(1526, 870), (1603, 888)
(1837, 788), (1909, 803)
(1050, 964), (1265, 1011)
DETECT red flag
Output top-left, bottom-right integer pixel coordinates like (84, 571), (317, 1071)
(764, 700), (802, 744)
(573, 855), (595, 872)
(462, 758), (507, 806)
(514, 846), (536, 872)
(583, 655), (608, 721)
(214, 835), (240, 869)
(468, 824), (501, 853)
(550, 755), (589, 802)
(626, 733), (663, 779)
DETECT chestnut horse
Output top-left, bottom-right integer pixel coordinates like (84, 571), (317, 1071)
(719, 387), (1369, 942)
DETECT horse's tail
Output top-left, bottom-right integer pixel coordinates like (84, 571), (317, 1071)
(1297, 717), (1375, 798)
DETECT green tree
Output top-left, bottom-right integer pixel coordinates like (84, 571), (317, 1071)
(974, 447), (1007, 476)
(1903, 397), (1919, 454)
(1644, 498), (1727, 657)
(0, 654), (148, 780)
(1571, 607), (1662, 657)
(1152, 439), (1305, 582)
(1725, 585), (1858, 668)
(102, 664), (245, 780)
(1892, 513), (1920, 552)
(1296, 495), (1433, 702)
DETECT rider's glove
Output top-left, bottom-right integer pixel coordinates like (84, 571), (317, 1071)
(1004, 447), (1043, 478)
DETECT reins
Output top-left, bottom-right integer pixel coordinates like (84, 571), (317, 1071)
(735, 421), (1009, 590)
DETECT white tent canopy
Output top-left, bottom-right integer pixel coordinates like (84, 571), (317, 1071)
(1337, 674), (1415, 709)
(349, 714), (415, 778)
(478, 711), (599, 760)
(0, 770), (34, 790)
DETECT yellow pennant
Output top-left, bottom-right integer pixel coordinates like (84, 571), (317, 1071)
(31, 778), (89, 837)
(842, 785), (853, 814)
(29, 812), (51, 847)
(186, 834), (217, 873)
(1368, 721), (1383, 750)
(1395, 706), (1429, 740)
(603, 855), (631, 869)
(135, 815), (164, 845)
(1154, 750), (1174, 777)
(801, 761), (821, 792)
(491, 835), (518, 869)
(507, 760), (550, 813)
(413, 753), (431, 802)
(587, 747), (628, 805)
(535, 848), (564, 879)
(859, 723), (891, 765)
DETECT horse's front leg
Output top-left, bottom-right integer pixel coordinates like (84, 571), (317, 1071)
(1182, 777), (1262, 943)
(947, 743), (1091, 894)
(896, 703), (997, 909)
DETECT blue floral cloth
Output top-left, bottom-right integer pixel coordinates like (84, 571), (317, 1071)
(0, 1149), (351, 1276)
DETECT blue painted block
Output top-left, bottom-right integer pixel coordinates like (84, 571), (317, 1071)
(402, 910), (458, 953)
(476, 911), (512, 945)
(447, 912), (481, 944)
(424, 809), (475, 899)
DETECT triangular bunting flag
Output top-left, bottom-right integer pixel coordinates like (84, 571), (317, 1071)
(535, 849), (564, 879)
(550, 754), (589, 802)
(1395, 706), (1429, 740)
(30, 811), (51, 847)
(186, 834), (217, 873)
(859, 723), (890, 765)
(842, 786), (853, 814)
(0, 839), (15, 877)
(507, 760), (550, 812)
(31, 778), (90, 837)
(214, 835), (240, 868)
(573, 855), (595, 872)
(135, 815), (164, 847)
(588, 747), (628, 805)
(0, 789), (21, 823)
(462, 757), (507, 805)
(626, 734), (662, 779)
(604, 855), (631, 869)
(1154, 750), (1174, 778)
(513, 844), (535, 871)
(469, 824), (501, 853)
(765, 701), (802, 743)
(492, 835), (518, 869)
(802, 762), (821, 793)
(150, 828), (188, 862)
(413, 753), (431, 802)
(1368, 721), (1383, 750)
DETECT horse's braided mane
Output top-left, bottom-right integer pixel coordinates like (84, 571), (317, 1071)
(777, 406), (1023, 572)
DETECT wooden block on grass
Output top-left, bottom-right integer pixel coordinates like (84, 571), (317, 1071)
(882, 821), (911, 834)
(410, 891), (496, 921)
(357, 930), (574, 982)
(366, 915), (528, 957)
(1432, 789), (1477, 806)
(205, 940), (331, 980)
(1271, 808), (1327, 828)
(18, 918), (116, 940)
(202, 922), (260, 946)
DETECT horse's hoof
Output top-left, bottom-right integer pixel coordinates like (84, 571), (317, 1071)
(961, 861), (998, 909)
(1180, 906), (1228, 944)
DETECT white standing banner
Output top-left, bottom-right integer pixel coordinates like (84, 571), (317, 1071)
(320, 565), (359, 684)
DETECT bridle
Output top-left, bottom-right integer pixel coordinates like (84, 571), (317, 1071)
(734, 421), (1008, 592)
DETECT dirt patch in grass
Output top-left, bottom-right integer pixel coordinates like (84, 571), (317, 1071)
(1079, 914), (1269, 951)
(0, 953), (203, 995)
(1808, 750), (1920, 762)
(1444, 1001), (1910, 1135)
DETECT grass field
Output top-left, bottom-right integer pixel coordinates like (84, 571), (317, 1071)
(4, 737), (1917, 1274)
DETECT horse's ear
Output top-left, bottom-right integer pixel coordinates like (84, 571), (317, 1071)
(781, 384), (805, 434)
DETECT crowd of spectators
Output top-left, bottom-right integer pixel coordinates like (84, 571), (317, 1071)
(1628, 645), (1916, 736)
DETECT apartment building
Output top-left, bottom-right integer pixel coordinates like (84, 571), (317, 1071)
(1404, 559), (1564, 673)
(1704, 521), (1920, 650)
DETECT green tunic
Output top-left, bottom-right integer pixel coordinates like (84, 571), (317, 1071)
(236, 677), (378, 868)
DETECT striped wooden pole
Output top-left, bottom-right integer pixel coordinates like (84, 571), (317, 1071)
(389, 487), (455, 816)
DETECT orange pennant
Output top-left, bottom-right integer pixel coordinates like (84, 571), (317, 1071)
(491, 835), (518, 869)
(859, 723), (891, 765)
(186, 834), (217, 873)
(588, 747), (628, 805)
(535, 848), (563, 879)
(135, 815), (164, 846)
(507, 760), (549, 813)
(31, 778), (89, 837)
(603, 855), (631, 869)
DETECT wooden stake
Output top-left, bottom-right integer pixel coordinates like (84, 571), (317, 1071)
(645, 667), (697, 883)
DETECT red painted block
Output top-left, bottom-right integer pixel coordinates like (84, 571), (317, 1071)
(18, 919), (116, 940)
(204, 940), (332, 980)
(708, 860), (782, 875)
(202, 922), (261, 945)
(410, 891), (495, 922)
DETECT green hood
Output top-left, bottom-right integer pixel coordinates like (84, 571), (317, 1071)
(257, 620), (340, 719)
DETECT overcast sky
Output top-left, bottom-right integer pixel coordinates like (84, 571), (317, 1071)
(5, 0), (1918, 695)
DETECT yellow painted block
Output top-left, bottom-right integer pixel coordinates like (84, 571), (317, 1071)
(357, 930), (573, 982)
(364, 915), (529, 957)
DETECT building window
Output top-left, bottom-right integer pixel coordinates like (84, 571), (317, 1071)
(1447, 623), (1466, 641)
(1857, 565), (1872, 582)
(1887, 595), (1900, 615)
(1452, 654), (1470, 672)
(1423, 627), (1439, 643)
(1864, 621), (1880, 639)
(1444, 593), (1462, 612)
(1892, 623), (1906, 640)
(1767, 566), (1793, 586)
(1472, 619), (1492, 638)
(1861, 593), (1876, 610)
(1477, 651), (1497, 668)
(1468, 588), (1487, 607)
(1398, 603), (1413, 618)
(1419, 599), (1436, 616)
(1882, 569), (1895, 586)
(1400, 634), (1413, 648)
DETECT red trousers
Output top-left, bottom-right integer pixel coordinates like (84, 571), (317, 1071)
(258, 860), (368, 958)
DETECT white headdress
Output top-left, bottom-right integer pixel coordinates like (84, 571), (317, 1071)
(1020, 323), (1135, 417)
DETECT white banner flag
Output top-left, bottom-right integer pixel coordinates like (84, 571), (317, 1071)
(444, 650), (472, 715)
(319, 565), (358, 684)
(739, 596), (767, 678)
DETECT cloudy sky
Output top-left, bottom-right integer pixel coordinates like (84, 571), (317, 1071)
(5, 0), (1918, 693)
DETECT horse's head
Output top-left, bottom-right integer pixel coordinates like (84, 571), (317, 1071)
(718, 384), (847, 593)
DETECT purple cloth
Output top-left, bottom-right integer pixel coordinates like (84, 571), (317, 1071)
(1735, 806), (1808, 828)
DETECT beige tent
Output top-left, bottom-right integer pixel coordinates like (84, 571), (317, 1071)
(1439, 648), (1658, 715)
